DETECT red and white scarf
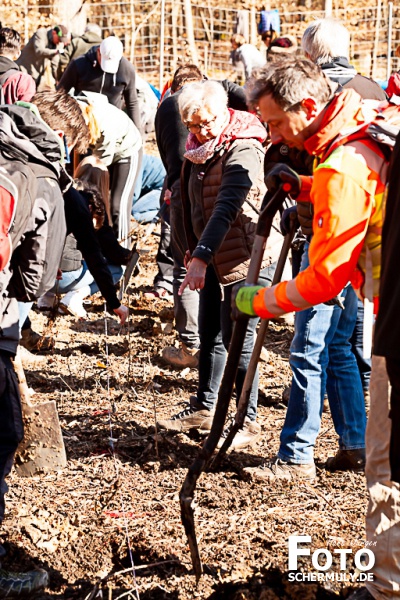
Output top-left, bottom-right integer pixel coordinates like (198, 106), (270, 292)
(184, 108), (267, 164)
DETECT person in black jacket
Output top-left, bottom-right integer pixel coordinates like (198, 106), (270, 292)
(57, 36), (141, 133)
(60, 183), (129, 322)
(302, 18), (386, 102)
(155, 63), (249, 369)
(350, 134), (400, 600)
(38, 161), (131, 320)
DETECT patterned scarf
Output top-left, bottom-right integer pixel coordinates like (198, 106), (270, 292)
(184, 108), (267, 164)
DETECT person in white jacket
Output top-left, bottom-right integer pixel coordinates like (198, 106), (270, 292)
(76, 90), (142, 247)
(230, 34), (266, 82)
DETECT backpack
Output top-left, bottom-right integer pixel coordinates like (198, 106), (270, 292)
(324, 101), (400, 162)
(0, 151), (37, 273)
(0, 68), (19, 105)
(257, 9), (280, 36)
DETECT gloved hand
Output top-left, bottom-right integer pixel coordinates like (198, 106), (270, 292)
(280, 205), (299, 235)
(231, 284), (263, 320)
(323, 295), (345, 309)
(265, 163), (302, 198)
(297, 201), (314, 236)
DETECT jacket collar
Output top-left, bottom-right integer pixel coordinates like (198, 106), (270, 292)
(304, 88), (366, 157)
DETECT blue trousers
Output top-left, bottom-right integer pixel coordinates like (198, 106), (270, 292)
(279, 243), (366, 464)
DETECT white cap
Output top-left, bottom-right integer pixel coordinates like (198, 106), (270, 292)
(99, 36), (123, 74)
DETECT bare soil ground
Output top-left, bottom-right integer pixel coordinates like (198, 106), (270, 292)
(2, 139), (369, 599)
(2, 229), (369, 600)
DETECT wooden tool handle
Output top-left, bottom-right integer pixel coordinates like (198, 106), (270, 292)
(13, 351), (33, 407)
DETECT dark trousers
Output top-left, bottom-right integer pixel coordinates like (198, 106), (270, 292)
(386, 356), (400, 483)
(350, 299), (372, 392)
(197, 263), (275, 421)
(153, 217), (174, 294)
(109, 155), (139, 246)
(0, 352), (23, 523)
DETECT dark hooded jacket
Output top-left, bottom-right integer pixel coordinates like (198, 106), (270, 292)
(374, 131), (400, 359)
(57, 46), (141, 131)
(0, 106), (66, 352)
(57, 31), (103, 79)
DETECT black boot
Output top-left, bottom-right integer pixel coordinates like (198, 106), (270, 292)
(325, 448), (366, 473)
(0, 568), (48, 597)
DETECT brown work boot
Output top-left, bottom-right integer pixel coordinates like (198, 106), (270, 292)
(157, 397), (214, 432)
(161, 343), (199, 369)
(244, 457), (316, 482)
(20, 328), (54, 353)
(217, 418), (261, 450)
(325, 448), (366, 473)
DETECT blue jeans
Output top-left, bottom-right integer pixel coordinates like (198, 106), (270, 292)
(49, 263), (123, 296)
(132, 154), (166, 222)
(197, 263), (275, 422)
(279, 243), (366, 464)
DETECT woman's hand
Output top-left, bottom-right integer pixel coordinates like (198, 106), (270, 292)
(183, 250), (191, 269)
(179, 257), (207, 295)
(113, 305), (129, 325)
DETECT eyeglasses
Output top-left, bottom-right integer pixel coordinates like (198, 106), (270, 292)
(186, 116), (218, 133)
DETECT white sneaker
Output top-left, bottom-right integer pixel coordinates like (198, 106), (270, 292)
(59, 288), (89, 319)
(37, 292), (56, 311)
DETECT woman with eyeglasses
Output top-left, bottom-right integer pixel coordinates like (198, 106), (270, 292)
(157, 80), (282, 449)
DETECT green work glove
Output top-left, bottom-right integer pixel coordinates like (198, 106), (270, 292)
(233, 284), (264, 319)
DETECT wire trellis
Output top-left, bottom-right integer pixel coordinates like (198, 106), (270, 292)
(1, 1), (399, 89)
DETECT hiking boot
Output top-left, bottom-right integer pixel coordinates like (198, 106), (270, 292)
(347, 587), (375, 600)
(157, 397), (214, 432)
(0, 568), (48, 597)
(217, 417), (261, 450)
(59, 288), (89, 319)
(325, 448), (366, 473)
(37, 292), (56, 311)
(243, 457), (316, 482)
(162, 343), (199, 369)
(20, 328), (53, 353)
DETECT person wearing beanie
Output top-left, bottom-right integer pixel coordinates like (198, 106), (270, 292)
(17, 24), (71, 91)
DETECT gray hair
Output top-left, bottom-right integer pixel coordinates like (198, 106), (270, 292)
(301, 18), (350, 65)
(178, 80), (228, 122)
(246, 57), (335, 111)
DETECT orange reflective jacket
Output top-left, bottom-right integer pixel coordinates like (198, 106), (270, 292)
(254, 89), (389, 319)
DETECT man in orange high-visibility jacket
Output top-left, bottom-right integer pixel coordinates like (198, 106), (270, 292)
(236, 56), (397, 600)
